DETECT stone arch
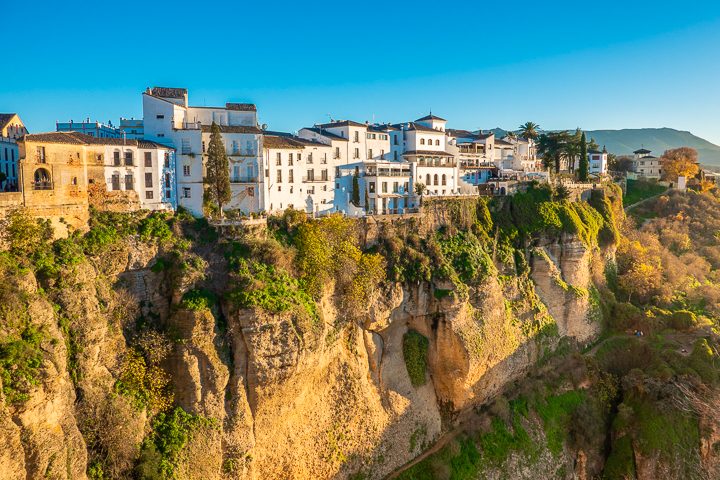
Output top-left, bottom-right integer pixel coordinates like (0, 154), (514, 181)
(33, 167), (52, 190)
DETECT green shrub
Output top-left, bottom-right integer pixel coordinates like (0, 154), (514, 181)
(535, 390), (585, 456)
(437, 232), (495, 284)
(138, 214), (173, 242)
(180, 289), (216, 311)
(603, 434), (636, 479)
(668, 310), (697, 331)
(0, 323), (45, 403)
(138, 407), (215, 479)
(403, 330), (429, 387)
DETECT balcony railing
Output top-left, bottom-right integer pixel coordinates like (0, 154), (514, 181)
(417, 159), (457, 167)
(231, 176), (258, 184)
(182, 121), (201, 130)
(365, 170), (411, 177)
(33, 182), (53, 190)
(230, 149), (258, 156)
(302, 176), (329, 182)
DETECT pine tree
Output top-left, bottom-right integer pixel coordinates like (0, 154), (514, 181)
(205, 122), (231, 218)
(578, 131), (589, 181)
(351, 167), (360, 207)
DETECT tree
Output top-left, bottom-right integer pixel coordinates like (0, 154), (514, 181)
(414, 182), (426, 196)
(205, 122), (231, 218)
(505, 131), (517, 141)
(351, 166), (360, 207)
(660, 147), (699, 182)
(578, 132), (589, 181)
(610, 155), (634, 173)
(537, 131), (572, 174)
(519, 122), (540, 140)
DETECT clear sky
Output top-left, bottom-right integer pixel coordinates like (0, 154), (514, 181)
(3, 0), (720, 143)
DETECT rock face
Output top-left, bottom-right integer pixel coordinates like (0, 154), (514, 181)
(1, 226), (610, 480)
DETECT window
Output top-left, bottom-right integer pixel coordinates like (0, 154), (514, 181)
(394, 135), (398, 146)
(111, 174), (120, 191)
(321, 169), (328, 181)
(393, 181), (399, 193)
(354, 131), (359, 142)
(144, 152), (152, 167)
(426, 174), (431, 185)
(289, 170), (294, 183)
(368, 149), (373, 159)
(145, 172), (153, 188)
(165, 173), (171, 188)
(308, 153), (313, 164)
(334, 147), (340, 159)
(278, 185), (282, 192)
(156, 114), (164, 119)
(369, 182), (375, 193)
(435, 139), (440, 146)
(298, 153), (302, 161)
(145, 191), (154, 199)
(166, 190), (172, 199)
(288, 153), (294, 166)
(420, 139), (425, 145)
(441, 174), (446, 185)
(276, 170), (282, 182)
(276, 152), (282, 165)
(434, 174), (438, 185)
(183, 187), (191, 198)
(124, 151), (133, 166)
(158, 133), (165, 138)
(322, 153), (327, 164)
(394, 151), (398, 161)
(125, 174), (134, 190)
(183, 165), (191, 176)
(382, 182), (388, 193)
(354, 148), (359, 159)
(202, 141), (206, 153)
(36, 146), (46, 163)
(113, 151), (121, 166)
(306, 169), (314, 181)
(232, 141), (239, 154)
(164, 152), (170, 168)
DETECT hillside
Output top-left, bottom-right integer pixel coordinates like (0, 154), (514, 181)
(487, 127), (720, 166)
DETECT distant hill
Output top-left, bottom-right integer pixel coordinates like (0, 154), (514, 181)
(586, 128), (720, 166)
(484, 127), (720, 166)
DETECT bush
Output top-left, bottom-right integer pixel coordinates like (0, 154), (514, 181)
(668, 310), (697, 331)
(180, 289), (216, 311)
(115, 349), (173, 412)
(138, 214), (173, 242)
(0, 323), (45, 403)
(403, 330), (429, 387)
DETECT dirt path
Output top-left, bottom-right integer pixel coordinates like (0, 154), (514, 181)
(623, 188), (670, 212)
(384, 408), (476, 479)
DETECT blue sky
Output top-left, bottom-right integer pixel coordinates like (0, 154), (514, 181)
(3, 0), (720, 143)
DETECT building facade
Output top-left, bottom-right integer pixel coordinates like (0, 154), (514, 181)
(588, 148), (609, 176)
(632, 148), (662, 179)
(119, 118), (144, 139)
(56, 119), (121, 138)
(0, 113), (27, 191)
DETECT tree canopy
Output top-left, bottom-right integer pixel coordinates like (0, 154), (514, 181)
(518, 122), (540, 140)
(660, 147), (699, 182)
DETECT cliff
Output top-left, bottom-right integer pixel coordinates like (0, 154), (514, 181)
(1, 185), (718, 480)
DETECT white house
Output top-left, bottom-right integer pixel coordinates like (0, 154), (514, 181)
(0, 113), (26, 191)
(588, 148), (608, 176)
(393, 114), (460, 196)
(261, 133), (334, 215)
(447, 129), (497, 193)
(632, 148), (662, 179)
(142, 87), (264, 216)
(92, 137), (176, 210)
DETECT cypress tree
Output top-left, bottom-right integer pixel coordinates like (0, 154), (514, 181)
(205, 122), (231, 218)
(578, 131), (589, 181)
(351, 167), (360, 207)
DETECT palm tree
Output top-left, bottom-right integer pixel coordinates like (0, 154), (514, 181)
(537, 131), (573, 174)
(505, 131), (517, 141)
(519, 122), (540, 140)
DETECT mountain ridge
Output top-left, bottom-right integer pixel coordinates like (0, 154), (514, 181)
(487, 127), (720, 166)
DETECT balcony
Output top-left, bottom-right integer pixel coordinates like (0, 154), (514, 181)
(230, 149), (258, 157)
(182, 121), (201, 130)
(231, 176), (258, 184)
(33, 181), (53, 190)
(302, 176), (329, 183)
(365, 169), (410, 177)
(417, 158), (457, 167)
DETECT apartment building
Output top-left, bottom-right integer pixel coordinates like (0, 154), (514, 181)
(588, 148), (609, 176)
(142, 87), (264, 216)
(447, 129), (497, 193)
(56, 119), (121, 138)
(632, 148), (662, 179)
(0, 113), (27, 191)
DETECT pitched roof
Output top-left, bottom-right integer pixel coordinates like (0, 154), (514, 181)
(148, 87), (187, 99)
(588, 149), (604, 154)
(315, 120), (366, 129)
(225, 103), (257, 112)
(0, 113), (18, 131)
(23, 131), (174, 149)
(416, 113), (446, 122)
(447, 129), (494, 141)
(393, 122), (443, 133)
(495, 139), (514, 146)
(263, 135), (305, 149)
(301, 127), (349, 141)
(200, 124), (263, 134)
(634, 148), (652, 154)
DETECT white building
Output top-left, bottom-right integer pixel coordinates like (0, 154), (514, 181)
(0, 113), (27, 191)
(91, 137), (176, 210)
(261, 133), (334, 215)
(142, 87), (264, 216)
(588, 148), (609, 176)
(447, 129), (497, 193)
(120, 118), (144, 139)
(632, 148), (662, 179)
(393, 114), (460, 196)
(56, 119), (121, 138)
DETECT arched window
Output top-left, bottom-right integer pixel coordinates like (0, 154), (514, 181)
(420, 138), (425, 145)
(71, 177), (78, 186)
(33, 168), (52, 190)
(435, 139), (440, 146)
(426, 174), (431, 185)
(433, 174), (438, 185)
(441, 174), (446, 185)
